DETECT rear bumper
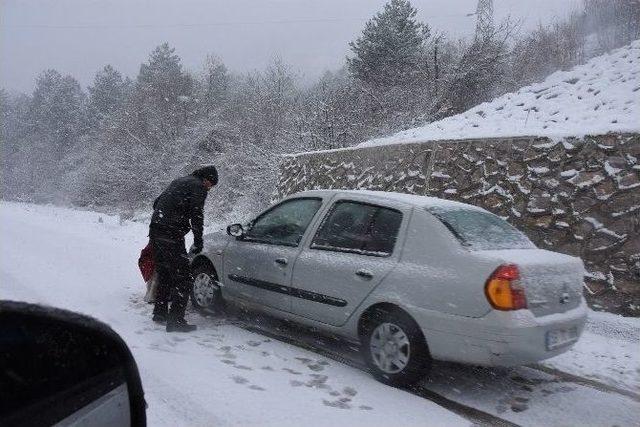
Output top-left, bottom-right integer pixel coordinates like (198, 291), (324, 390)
(411, 298), (588, 366)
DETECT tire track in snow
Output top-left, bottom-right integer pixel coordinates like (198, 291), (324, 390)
(530, 364), (640, 403)
(227, 309), (640, 427)
(233, 317), (520, 427)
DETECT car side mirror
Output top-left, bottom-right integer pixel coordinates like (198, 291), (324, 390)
(0, 301), (146, 427)
(226, 223), (244, 238)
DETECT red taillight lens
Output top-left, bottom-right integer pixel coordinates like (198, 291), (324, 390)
(492, 264), (519, 280)
(485, 264), (527, 311)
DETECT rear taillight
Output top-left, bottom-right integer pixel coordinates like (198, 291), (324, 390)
(485, 264), (527, 311)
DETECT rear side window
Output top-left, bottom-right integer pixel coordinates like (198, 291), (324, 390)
(427, 207), (534, 250)
(311, 201), (402, 256)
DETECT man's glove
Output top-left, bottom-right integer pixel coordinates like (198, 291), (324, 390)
(190, 241), (203, 255)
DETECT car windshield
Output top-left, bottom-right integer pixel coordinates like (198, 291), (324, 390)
(427, 207), (535, 250)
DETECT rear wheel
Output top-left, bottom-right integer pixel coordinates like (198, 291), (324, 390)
(190, 262), (224, 315)
(361, 308), (431, 387)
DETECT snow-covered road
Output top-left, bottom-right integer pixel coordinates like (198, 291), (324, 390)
(2, 201), (639, 426)
(0, 202), (466, 427)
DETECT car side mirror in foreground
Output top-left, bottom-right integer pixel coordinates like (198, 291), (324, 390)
(226, 223), (244, 237)
(0, 301), (146, 427)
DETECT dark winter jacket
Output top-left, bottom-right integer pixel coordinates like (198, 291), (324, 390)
(150, 175), (208, 248)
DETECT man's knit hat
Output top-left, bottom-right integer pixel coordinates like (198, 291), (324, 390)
(193, 165), (218, 185)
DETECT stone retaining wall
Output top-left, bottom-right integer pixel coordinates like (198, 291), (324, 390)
(275, 134), (640, 314)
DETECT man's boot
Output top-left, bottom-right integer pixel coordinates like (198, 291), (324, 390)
(152, 302), (168, 324)
(166, 317), (197, 333)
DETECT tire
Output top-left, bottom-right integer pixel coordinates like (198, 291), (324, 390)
(190, 262), (224, 315)
(361, 308), (431, 387)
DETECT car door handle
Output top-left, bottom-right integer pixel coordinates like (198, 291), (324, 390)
(275, 258), (288, 266)
(355, 270), (373, 280)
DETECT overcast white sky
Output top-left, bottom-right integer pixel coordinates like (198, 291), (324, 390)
(1, 0), (579, 93)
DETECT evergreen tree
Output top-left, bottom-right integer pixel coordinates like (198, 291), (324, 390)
(28, 69), (87, 152)
(1, 91), (31, 199)
(347, 0), (429, 87)
(135, 43), (195, 142)
(200, 54), (229, 115)
(137, 43), (191, 103)
(88, 65), (127, 122)
(14, 70), (87, 201)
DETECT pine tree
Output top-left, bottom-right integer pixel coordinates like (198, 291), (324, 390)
(15, 70), (88, 201)
(88, 65), (127, 122)
(1, 91), (31, 199)
(28, 69), (87, 149)
(200, 54), (229, 115)
(137, 43), (192, 105)
(347, 0), (429, 88)
(134, 43), (195, 142)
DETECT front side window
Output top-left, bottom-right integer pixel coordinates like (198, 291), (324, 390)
(311, 201), (402, 256)
(244, 198), (322, 246)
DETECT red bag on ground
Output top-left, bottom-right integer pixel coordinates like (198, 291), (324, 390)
(138, 241), (155, 282)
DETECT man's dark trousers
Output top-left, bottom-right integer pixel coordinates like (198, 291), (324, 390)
(150, 232), (192, 321)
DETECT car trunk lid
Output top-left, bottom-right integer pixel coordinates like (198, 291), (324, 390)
(477, 249), (585, 317)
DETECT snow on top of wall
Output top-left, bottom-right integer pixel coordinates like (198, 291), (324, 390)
(356, 39), (640, 148)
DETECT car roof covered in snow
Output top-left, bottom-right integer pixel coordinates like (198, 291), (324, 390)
(290, 189), (485, 211)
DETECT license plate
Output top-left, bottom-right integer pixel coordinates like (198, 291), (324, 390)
(546, 326), (578, 350)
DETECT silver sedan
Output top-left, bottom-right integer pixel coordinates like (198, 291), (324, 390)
(190, 190), (588, 386)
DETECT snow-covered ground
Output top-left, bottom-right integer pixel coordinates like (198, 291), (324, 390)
(2, 201), (639, 426)
(0, 201), (466, 427)
(542, 309), (640, 393)
(358, 39), (640, 148)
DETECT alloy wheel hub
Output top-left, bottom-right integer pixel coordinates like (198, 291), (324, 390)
(370, 322), (410, 374)
(193, 273), (217, 307)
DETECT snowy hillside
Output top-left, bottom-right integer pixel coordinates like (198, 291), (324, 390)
(361, 40), (640, 147)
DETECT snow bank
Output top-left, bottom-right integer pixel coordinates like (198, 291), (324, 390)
(360, 40), (640, 148)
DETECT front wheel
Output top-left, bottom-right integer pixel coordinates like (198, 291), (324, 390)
(190, 262), (224, 315)
(361, 309), (431, 387)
